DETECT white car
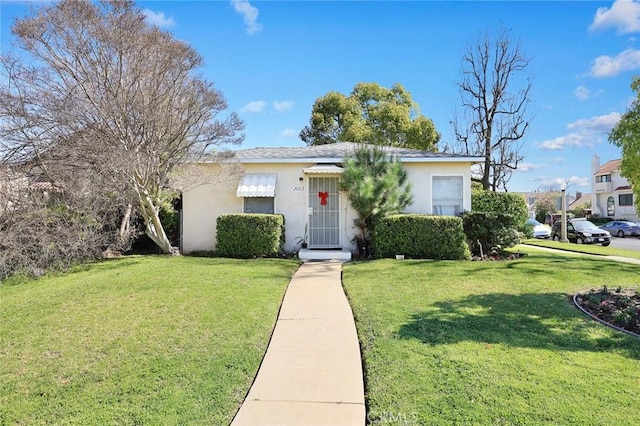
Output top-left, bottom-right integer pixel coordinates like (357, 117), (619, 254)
(526, 218), (551, 239)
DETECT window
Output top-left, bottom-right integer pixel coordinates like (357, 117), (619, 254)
(619, 193), (633, 206)
(607, 196), (615, 217)
(596, 174), (611, 183)
(432, 176), (463, 216)
(244, 197), (274, 214)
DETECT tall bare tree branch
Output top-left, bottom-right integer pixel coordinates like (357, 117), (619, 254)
(452, 26), (533, 191)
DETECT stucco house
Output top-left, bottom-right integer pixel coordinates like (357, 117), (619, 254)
(181, 142), (482, 257)
(590, 155), (638, 221)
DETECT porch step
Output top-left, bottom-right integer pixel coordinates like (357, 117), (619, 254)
(298, 248), (352, 262)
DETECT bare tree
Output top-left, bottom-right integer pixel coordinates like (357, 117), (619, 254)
(452, 27), (532, 191)
(0, 0), (243, 254)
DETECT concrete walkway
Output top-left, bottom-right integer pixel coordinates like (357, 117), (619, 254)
(231, 261), (366, 426)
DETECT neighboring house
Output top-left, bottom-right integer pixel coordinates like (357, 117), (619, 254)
(591, 155), (638, 221)
(181, 142), (482, 255)
(568, 191), (591, 215)
(514, 191), (569, 220)
(514, 191), (543, 219)
(0, 166), (52, 212)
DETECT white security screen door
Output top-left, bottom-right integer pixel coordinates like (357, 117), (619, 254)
(308, 177), (340, 248)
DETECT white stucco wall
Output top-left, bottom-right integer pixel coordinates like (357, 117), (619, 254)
(181, 160), (474, 254)
(181, 163), (241, 252)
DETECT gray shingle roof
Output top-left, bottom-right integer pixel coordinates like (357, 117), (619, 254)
(229, 142), (479, 162)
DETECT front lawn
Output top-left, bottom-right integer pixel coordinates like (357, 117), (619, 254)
(343, 252), (640, 425)
(0, 256), (299, 425)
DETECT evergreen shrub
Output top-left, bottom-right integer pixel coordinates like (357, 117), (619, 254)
(216, 214), (284, 258)
(373, 214), (470, 260)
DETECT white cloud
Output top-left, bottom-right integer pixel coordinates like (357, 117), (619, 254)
(574, 85), (604, 101)
(538, 133), (593, 151)
(590, 0), (640, 34)
(589, 48), (640, 77)
(574, 85), (591, 101)
(278, 128), (298, 138)
(273, 100), (294, 112)
(567, 112), (621, 132)
(240, 100), (266, 113)
(545, 176), (590, 188)
(230, 0), (263, 35)
(142, 9), (176, 29)
(517, 163), (544, 172)
(537, 112), (621, 150)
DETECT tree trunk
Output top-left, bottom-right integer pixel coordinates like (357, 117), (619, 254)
(118, 204), (133, 243)
(138, 192), (178, 255)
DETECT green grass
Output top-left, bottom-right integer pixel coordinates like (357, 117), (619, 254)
(0, 256), (300, 425)
(522, 238), (640, 259)
(343, 251), (640, 425)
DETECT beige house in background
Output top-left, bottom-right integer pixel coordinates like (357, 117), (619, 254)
(591, 155), (638, 221)
(181, 142), (481, 256)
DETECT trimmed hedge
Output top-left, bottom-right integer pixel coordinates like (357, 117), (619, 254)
(589, 216), (613, 226)
(373, 214), (470, 260)
(216, 214), (284, 258)
(472, 190), (528, 227)
(462, 211), (520, 256)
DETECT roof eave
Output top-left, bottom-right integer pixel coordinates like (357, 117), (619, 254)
(233, 156), (484, 164)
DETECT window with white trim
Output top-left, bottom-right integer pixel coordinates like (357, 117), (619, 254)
(244, 197), (274, 214)
(432, 176), (463, 216)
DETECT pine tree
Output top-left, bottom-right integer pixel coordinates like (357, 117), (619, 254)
(341, 145), (413, 249)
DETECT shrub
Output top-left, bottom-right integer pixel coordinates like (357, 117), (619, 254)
(0, 204), (111, 280)
(373, 214), (470, 260)
(472, 190), (528, 227)
(469, 190), (528, 254)
(589, 216), (612, 226)
(216, 214), (284, 258)
(471, 191), (529, 221)
(159, 203), (180, 247)
(462, 211), (521, 256)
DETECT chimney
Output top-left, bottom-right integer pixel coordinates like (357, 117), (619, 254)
(591, 155), (600, 175)
(575, 191), (582, 200)
(591, 155), (600, 217)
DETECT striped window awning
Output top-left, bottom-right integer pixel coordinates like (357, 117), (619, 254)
(302, 164), (344, 174)
(236, 173), (277, 197)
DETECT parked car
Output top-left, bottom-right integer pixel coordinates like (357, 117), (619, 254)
(551, 218), (611, 246)
(525, 218), (551, 239)
(598, 220), (640, 238)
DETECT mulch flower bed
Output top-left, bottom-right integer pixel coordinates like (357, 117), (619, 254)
(574, 286), (640, 336)
(471, 251), (526, 261)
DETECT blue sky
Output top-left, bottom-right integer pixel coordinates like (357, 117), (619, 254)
(1, 1), (638, 193)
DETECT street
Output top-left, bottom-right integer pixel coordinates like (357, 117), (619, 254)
(609, 236), (640, 251)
